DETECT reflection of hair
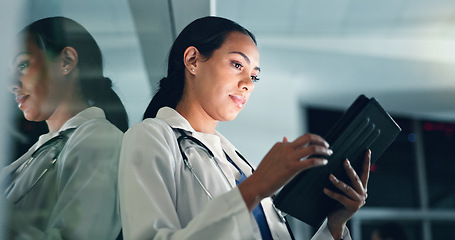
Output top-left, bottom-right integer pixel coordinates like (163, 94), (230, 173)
(142, 16), (256, 119)
(375, 222), (408, 240)
(23, 17), (129, 132)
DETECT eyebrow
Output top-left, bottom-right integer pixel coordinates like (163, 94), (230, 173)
(229, 51), (261, 72)
(13, 51), (30, 61)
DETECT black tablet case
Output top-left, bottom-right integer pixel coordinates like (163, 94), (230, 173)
(273, 95), (401, 228)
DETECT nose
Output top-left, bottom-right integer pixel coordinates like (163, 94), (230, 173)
(8, 77), (21, 94)
(239, 75), (255, 92)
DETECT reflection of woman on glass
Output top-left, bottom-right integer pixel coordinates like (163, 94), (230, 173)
(119, 16), (370, 240)
(1, 17), (127, 239)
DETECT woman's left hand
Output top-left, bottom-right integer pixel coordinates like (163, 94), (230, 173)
(323, 149), (371, 240)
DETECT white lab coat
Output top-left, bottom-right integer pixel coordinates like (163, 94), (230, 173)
(119, 107), (350, 240)
(0, 107), (123, 240)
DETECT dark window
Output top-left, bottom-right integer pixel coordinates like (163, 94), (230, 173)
(431, 221), (455, 240)
(422, 121), (455, 209)
(361, 220), (420, 240)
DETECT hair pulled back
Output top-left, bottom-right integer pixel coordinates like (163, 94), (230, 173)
(142, 16), (256, 119)
(23, 16), (129, 132)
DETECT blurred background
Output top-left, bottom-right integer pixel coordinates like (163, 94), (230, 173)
(1, 0), (454, 239)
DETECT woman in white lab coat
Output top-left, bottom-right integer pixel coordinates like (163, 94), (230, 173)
(1, 17), (128, 239)
(119, 16), (370, 240)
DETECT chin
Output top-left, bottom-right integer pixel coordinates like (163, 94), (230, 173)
(223, 112), (240, 122)
(23, 110), (46, 122)
(23, 113), (39, 122)
(214, 107), (242, 122)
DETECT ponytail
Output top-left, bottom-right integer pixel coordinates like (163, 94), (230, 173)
(81, 77), (129, 132)
(143, 68), (184, 119)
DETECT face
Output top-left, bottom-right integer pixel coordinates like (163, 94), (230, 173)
(9, 36), (67, 122)
(189, 31), (260, 122)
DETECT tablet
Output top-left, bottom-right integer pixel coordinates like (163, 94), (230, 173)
(273, 95), (401, 227)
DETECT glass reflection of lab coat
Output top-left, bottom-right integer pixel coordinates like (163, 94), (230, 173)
(0, 107), (122, 240)
(119, 107), (351, 240)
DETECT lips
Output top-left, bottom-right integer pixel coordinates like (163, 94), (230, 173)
(15, 95), (28, 108)
(230, 95), (246, 109)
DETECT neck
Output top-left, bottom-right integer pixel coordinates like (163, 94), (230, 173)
(46, 99), (89, 133)
(176, 101), (218, 134)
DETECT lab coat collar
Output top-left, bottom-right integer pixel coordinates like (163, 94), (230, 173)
(35, 107), (106, 149)
(1, 107), (107, 182)
(155, 107), (195, 133)
(156, 107), (231, 146)
(156, 107), (253, 175)
(59, 107), (106, 132)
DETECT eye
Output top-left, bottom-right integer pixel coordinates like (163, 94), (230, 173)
(232, 61), (243, 70)
(16, 60), (30, 75)
(251, 75), (260, 83)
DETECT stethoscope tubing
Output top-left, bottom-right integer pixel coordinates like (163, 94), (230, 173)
(176, 129), (287, 223)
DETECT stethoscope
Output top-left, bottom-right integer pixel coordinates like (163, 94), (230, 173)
(176, 129), (287, 223)
(4, 128), (76, 203)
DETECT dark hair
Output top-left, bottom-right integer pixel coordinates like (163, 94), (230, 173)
(23, 16), (129, 132)
(142, 16), (256, 119)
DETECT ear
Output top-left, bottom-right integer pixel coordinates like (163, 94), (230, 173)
(60, 47), (78, 75)
(183, 46), (199, 75)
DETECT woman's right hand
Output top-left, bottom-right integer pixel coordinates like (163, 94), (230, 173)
(238, 133), (332, 211)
